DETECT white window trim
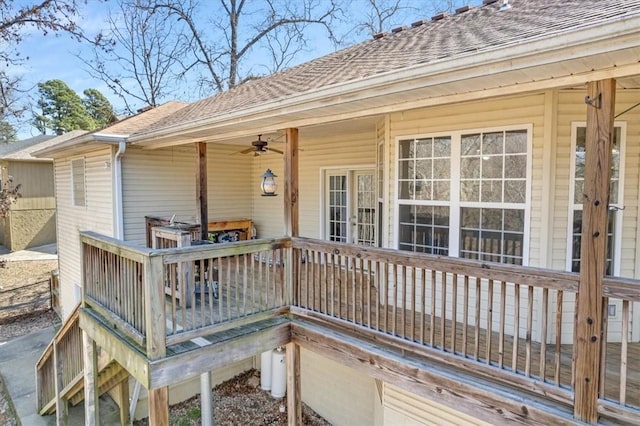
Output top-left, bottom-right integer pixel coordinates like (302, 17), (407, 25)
(566, 121), (626, 275)
(71, 157), (86, 208)
(393, 124), (533, 265)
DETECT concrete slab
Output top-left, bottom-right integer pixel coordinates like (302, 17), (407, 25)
(0, 243), (57, 262)
(0, 327), (121, 425)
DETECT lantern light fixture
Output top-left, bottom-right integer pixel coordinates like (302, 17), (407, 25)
(261, 169), (278, 196)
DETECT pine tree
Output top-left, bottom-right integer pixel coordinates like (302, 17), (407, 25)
(32, 79), (96, 134)
(83, 88), (117, 129)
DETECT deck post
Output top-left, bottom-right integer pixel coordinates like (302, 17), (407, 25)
(573, 78), (616, 423)
(284, 128), (299, 304)
(286, 342), (302, 425)
(149, 387), (169, 426)
(82, 331), (99, 426)
(53, 341), (68, 425)
(144, 253), (169, 423)
(116, 379), (130, 425)
(197, 141), (208, 240)
(201, 371), (213, 426)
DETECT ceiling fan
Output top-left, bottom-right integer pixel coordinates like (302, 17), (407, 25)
(239, 135), (283, 155)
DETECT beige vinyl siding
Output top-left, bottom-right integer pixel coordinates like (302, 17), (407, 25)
(384, 384), (491, 426)
(55, 147), (114, 318)
(207, 143), (253, 224)
(251, 158), (284, 238)
(122, 145), (197, 245)
(6, 161), (55, 210)
(123, 144), (253, 245)
(301, 348), (376, 426)
(387, 93), (546, 266)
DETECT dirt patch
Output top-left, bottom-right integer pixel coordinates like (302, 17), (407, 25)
(0, 260), (58, 323)
(134, 369), (331, 425)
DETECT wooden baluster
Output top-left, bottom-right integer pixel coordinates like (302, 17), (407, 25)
(540, 288), (549, 381)
(620, 300), (629, 404)
(554, 290), (563, 385)
(462, 275), (469, 357)
(526, 285), (534, 377)
(499, 281), (506, 369)
(486, 279), (494, 365)
(474, 277), (481, 361)
(513, 283), (520, 373)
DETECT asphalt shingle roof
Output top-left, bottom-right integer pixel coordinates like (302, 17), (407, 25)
(0, 131), (88, 160)
(139, 0), (640, 135)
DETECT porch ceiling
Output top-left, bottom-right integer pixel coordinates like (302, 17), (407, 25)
(133, 42), (640, 150)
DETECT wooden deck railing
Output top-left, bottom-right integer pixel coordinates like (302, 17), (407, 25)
(35, 304), (83, 416)
(291, 237), (640, 418)
(80, 231), (291, 353)
(160, 237), (290, 346)
(78, 231), (640, 422)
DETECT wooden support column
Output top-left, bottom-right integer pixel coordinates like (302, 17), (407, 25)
(116, 379), (130, 425)
(82, 331), (99, 426)
(197, 142), (208, 240)
(284, 128), (299, 305)
(284, 128), (299, 237)
(149, 387), (169, 426)
(144, 253), (169, 424)
(573, 78), (616, 423)
(286, 342), (302, 425)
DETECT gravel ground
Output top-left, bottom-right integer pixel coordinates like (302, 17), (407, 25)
(134, 369), (331, 426)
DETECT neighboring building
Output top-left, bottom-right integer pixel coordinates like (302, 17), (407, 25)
(0, 131), (86, 250)
(35, 1), (640, 425)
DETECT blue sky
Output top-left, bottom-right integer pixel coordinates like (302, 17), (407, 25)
(14, 0), (479, 138)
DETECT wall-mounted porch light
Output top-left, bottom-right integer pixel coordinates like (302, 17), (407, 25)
(261, 169), (278, 196)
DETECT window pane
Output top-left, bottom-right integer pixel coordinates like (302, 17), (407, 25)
(505, 130), (527, 153)
(433, 181), (450, 201)
(505, 155), (526, 179)
(483, 132), (503, 155)
(481, 181), (502, 203)
(434, 137), (451, 157)
(504, 180), (526, 203)
(415, 138), (432, 158)
(571, 210), (615, 275)
(398, 204), (450, 255)
(460, 207), (524, 265)
(460, 180), (480, 202)
(460, 157), (480, 179)
(399, 139), (412, 160)
(461, 134), (480, 156)
(482, 156), (503, 179)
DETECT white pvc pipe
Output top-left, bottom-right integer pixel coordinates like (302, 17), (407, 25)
(201, 371), (213, 426)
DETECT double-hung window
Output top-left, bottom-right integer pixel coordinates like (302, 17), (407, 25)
(397, 126), (531, 265)
(568, 123), (624, 275)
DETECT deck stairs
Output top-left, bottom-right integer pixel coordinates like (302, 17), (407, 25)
(35, 304), (129, 416)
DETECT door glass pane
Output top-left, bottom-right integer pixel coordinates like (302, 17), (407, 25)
(328, 175), (347, 242)
(355, 173), (376, 246)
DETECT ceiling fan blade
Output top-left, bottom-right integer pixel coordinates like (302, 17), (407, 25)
(267, 146), (284, 154)
(239, 147), (255, 154)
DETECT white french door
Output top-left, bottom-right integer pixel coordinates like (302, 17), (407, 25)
(325, 169), (376, 246)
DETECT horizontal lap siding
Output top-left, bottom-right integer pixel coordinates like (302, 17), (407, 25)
(123, 145), (197, 245)
(384, 384), (490, 426)
(207, 144), (252, 221)
(55, 148), (114, 318)
(7, 161), (55, 210)
(301, 348), (376, 426)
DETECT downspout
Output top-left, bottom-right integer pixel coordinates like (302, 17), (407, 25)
(114, 141), (126, 239)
